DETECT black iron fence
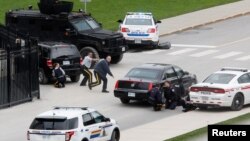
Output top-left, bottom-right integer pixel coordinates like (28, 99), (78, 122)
(0, 25), (40, 109)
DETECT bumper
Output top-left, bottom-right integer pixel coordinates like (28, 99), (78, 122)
(102, 45), (128, 55)
(64, 68), (81, 76)
(190, 93), (233, 107)
(114, 89), (149, 101)
(126, 39), (158, 46)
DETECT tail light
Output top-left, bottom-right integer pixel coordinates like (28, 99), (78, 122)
(115, 81), (119, 89)
(27, 131), (30, 140)
(121, 27), (130, 32)
(47, 59), (53, 68)
(65, 131), (74, 141)
(80, 57), (83, 65)
(190, 87), (225, 94)
(147, 28), (156, 33)
(148, 83), (153, 91)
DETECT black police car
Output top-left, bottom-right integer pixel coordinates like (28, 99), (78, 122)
(38, 42), (82, 84)
(5, 0), (127, 65)
(114, 63), (197, 104)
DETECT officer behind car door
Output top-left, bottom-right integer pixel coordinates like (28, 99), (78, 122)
(90, 55), (114, 93)
(80, 52), (98, 87)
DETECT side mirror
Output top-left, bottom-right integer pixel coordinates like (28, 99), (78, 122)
(99, 23), (103, 28)
(184, 71), (189, 75)
(117, 19), (123, 23)
(156, 20), (161, 24)
(103, 117), (111, 122)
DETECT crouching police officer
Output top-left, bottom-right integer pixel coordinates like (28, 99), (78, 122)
(52, 63), (66, 88)
(148, 84), (166, 111)
(162, 81), (178, 110)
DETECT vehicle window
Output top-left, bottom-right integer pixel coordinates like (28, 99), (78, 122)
(85, 18), (100, 29)
(51, 46), (80, 58)
(203, 73), (236, 84)
(41, 48), (50, 58)
(71, 19), (92, 32)
(82, 113), (95, 126)
(164, 68), (176, 79)
(238, 74), (250, 84)
(125, 18), (152, 25)
(126, 68), (161, 80)
(91, 111), (105, 123)
(173, 66), (184, 78)
(29, 117), (78, 130)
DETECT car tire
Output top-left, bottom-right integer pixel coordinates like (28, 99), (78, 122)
(81, 138), (88, 141)
(80, 47), (99, 68)
(39, 68), (48, 84)
(198, 105), (208, 110)
(120, 98), (130, 104)
(230, 93), (244, 111)
(70, 75), (80, 82)
(110, 130), (120, 141)
(111, 54), (123, 64)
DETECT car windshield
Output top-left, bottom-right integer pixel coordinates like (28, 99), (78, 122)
(29, 117), (78, 130)
(126, 68), (161, 80)
(125, 18), (152, 25)
(71, 18), (100, 32)
(51, 46), (80, 58)
(203, 73), (236, 84)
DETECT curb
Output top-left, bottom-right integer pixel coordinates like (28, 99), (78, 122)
(159, 11), (250, 37)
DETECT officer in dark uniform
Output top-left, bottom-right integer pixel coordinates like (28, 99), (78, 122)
(180, 94), (197, 112)
(162, 81), (178, 110)
(90, 55), (114, 93)
(52, 63), (66, 88)
(148, 84), (166, 111)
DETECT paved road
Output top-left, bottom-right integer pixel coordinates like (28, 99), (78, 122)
(1, 15), (250, 141)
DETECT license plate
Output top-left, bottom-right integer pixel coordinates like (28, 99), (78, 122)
(200, 91), (211, 95)
(135, 39), (141, 44)
(201, 96), (209, 100)
(63, 61), (70, 65)
(128, 92), (135, 97)
(122, 47), (125, 52)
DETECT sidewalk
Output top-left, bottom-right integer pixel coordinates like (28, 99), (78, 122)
(121, 0), (250, 141)
(159, 0), (250, 36)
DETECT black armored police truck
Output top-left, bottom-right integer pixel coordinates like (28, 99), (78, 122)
(5, 0), (127, 64)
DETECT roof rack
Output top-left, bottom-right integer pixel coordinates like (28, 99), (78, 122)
(221, 67), (248, 72)
(53, 106), (88, 110)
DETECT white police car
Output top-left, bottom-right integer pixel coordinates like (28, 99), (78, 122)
(118, 12), (161, 47)
(27, 107), (120, 141)
(190, 67), (250, 111)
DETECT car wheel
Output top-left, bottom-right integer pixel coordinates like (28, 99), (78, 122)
(80, 47), (99, 68)
(39, 68), (48, 84)
(231, 93), (244, 111)
(120, 98), (130, 104)
(198, 105), (208, 110)
(70, 75), (80, 82)
(111, 54), (123, 64)
(111, 130), (120, 141)
(81, 138), (88, 141)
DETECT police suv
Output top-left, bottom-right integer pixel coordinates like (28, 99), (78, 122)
(118, 12), (161, 47)
(27, 107), (120, 141)
(190, 67), (250, 111)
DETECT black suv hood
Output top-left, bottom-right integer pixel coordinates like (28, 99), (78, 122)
(80, 29), (122, 39)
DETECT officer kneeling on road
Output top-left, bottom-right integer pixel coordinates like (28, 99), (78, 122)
(180, 93), (197, 112)
(52, 63), (66, 88)
(148, 84), (166, 111)
(162, 81), (178, 110)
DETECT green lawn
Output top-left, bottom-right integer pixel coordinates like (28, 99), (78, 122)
(0, 0), (239, 30)
(165, 113), (250, 141)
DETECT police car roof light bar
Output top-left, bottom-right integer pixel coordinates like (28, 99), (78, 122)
(221, 67), (248, 72)
(54, 106), (89, 110)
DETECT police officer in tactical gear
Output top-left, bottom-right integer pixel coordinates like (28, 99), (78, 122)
(52, 63), (66, 88)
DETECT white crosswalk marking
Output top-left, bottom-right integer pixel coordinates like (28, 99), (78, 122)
(235, 55), (250, 61)
(171, 44), (217, 48)
(143, 49), (164, 54)
(214, 51), (242, 59)
(168, 48), (197, 55)
(190, 50), (219, 57)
